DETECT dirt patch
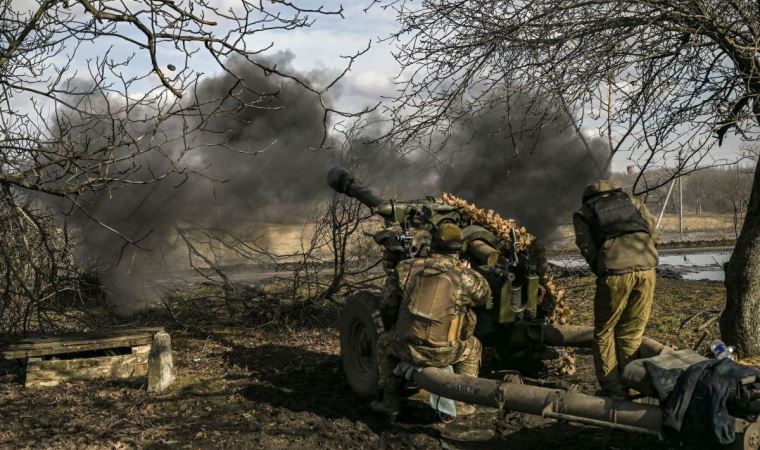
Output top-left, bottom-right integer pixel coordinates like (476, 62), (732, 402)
(0, 276), (734, 449)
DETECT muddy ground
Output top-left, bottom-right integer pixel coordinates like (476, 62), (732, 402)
(0, 275), (734, 449)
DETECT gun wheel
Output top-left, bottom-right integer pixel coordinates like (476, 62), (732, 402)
(340, 290), (384, 397)
(742, 422), (760, 450)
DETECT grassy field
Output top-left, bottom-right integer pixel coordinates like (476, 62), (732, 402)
(551, 212), (737, 251)
(656, 213), (737, 232)
(257, 213), (738, 258)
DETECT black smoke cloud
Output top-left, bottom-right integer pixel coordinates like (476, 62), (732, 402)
(55, 53), (343, 310)
(342, 96), (610, 240)
(51, 55), (607, 310)
(439, 96), (610, 239)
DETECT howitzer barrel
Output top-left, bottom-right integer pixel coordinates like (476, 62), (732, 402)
(327, 167), (385, 208)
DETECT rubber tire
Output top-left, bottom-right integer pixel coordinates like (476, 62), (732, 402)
(340, 290), (384, 397)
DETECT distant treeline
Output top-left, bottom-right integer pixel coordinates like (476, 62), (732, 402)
(611, 166), (753, 216)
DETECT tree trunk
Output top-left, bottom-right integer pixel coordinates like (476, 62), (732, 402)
(720, 152), (760, 356)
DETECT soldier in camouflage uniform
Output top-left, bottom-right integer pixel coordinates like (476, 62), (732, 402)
(573, 180), (659, 397)
(371, 223), (492, 417)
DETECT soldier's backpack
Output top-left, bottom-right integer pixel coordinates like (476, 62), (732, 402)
(396, 259), (465, 348)
(586, 189), (650, 246)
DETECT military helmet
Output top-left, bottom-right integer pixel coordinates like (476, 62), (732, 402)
(434, 223), (464, 252)
(582, 179), (622, 201)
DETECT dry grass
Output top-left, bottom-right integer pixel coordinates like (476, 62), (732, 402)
(657, 213), (736, 232)
(258, 223), (315, 255)
(229, 213), (738, 261)
(738, 357), (760, 370)
(551, 213), (738, 251)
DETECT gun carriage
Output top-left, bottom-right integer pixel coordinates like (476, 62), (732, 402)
(327, 167), (548, 392)
(327, 167), (760, 449)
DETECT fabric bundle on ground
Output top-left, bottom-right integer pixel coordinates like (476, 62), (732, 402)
(645, 358), (760, 445)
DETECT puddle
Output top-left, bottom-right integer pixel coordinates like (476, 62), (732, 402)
(683, 270), (725, 281)
(659, 252), (730, 267)
(548, 256), (587, 269)
(549, 250), (731, 281)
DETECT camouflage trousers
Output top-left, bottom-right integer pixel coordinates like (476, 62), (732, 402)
(593, 269), (655, 393)
(376, 331), (482, 393)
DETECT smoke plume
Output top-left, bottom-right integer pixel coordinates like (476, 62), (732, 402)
(49, 55), (608, 311)
(55, 53), (343, 310)
(439, 95), (610, 239)
(338, 95), (610, 240)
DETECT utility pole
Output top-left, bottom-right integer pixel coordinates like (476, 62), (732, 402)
(679, 175), (684, 240)
(656, 179), (676, 229)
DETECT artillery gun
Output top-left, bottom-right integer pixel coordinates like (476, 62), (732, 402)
(327, 167), (760, 449)
(328, 167), (552, 394)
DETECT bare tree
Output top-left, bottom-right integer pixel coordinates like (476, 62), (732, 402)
(0, 0), (366, 334)
(1, 0), (362, 205)
(0, 185), (86, 336)
(375, 0), (760, 355)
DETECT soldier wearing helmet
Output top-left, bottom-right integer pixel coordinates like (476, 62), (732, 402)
(371, 223), (492, 419)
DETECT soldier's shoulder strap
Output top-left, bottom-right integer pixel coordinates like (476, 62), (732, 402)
(400, 258), (426, 294)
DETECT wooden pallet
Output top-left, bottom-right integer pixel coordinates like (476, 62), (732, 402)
(1, 327), (168, 388)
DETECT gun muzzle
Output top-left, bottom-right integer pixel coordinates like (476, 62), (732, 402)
(327, 167), (385, 208)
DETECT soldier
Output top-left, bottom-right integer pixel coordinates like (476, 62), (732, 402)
(573, 180), (659, 398)
(371, 223), (492, 418)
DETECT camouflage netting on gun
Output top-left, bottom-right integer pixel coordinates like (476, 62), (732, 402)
(439, 193), (576, 374)
(439, 193), (536, 250)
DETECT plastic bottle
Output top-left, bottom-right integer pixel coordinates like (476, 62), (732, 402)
(710, 339), (736, 360)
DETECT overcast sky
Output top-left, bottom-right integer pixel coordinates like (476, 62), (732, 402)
(262, 2), (402, 111)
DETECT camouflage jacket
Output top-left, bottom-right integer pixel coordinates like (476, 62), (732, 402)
(379, 253), (491, 338)
(573, 180), (659, 275)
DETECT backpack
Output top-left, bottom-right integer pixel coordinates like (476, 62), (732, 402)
(586, 189), (650, 246)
